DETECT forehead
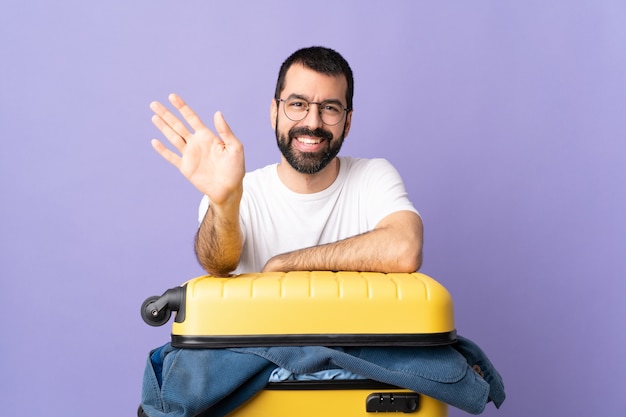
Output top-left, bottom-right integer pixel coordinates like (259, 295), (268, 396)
(282, 63), (348, 103)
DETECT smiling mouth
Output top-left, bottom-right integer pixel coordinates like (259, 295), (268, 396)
(296, 136), (323, 145)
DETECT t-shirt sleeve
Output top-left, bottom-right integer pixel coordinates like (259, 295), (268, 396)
(198, 195), (210, 224)
(361, 158), (419, 227)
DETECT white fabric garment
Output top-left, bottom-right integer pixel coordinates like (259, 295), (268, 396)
(198, 156), (418, 274)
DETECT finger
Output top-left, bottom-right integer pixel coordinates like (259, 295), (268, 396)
(150, 99), (193, 139)
(169, 93), (209, 133)
(213, 111), (242, 148)
(151, 114), (187, 153)
(151, 139), (182, 169)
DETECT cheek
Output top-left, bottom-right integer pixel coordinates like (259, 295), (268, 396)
(343, 114), (352, 137)
(332, 126), (346, 140)
(280, 118), (300, 136)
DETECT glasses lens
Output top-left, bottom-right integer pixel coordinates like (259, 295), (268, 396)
(282, 98), (346, 126)
(318, 102), (345, 126)
(283, 98), (308, 121)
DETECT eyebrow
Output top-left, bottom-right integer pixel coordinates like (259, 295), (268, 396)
(286, 93), (345, 107)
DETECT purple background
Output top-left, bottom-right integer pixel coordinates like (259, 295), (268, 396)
(1, 1), (624, 416)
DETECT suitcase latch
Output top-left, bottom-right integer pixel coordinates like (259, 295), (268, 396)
(366, 392), (419, 413)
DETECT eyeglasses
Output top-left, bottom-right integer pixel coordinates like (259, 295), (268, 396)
(276, 97), (349, 126)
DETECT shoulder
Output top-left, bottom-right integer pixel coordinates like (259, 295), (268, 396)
(244, 163), (278, 180)
(242, 164), (279, 189)
(340, 156), (399, 177)
(339, 157), (409, 198)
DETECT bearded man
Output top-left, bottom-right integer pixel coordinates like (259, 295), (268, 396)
(150, 46), (423, 276)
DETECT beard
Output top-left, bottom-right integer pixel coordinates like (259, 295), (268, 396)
(276, 125), (345, 174)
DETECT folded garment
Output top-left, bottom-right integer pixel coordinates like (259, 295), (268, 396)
(269, 367), (366, 382)
(141, 335), (504, 417)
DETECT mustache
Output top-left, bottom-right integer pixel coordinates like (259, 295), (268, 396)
(288, 126), (333, 142)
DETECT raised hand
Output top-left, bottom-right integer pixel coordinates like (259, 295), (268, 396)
(150, 94), (245, 206)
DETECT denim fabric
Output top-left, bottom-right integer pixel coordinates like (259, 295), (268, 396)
(453, 336), (505, 408)
(141, 335), (505, 417)
(141, 344), (276, 417)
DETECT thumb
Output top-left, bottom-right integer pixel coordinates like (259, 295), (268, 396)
(213, 111), (239, 146)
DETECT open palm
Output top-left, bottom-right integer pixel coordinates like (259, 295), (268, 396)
(150, 94), (245, 205)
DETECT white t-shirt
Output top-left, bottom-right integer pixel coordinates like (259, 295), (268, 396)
(198, 156), (418, 274)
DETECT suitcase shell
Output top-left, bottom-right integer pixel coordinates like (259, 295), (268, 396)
(144, 271), (456, 348)
(141, 271), (455, 416)
(227, 381), (448, 417)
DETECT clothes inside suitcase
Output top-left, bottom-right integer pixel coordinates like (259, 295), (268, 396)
(140, 271), (456, 417)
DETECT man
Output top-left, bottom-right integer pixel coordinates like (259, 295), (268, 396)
(150, 46), (423, 276)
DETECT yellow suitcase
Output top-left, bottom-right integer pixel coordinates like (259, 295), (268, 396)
(227, 380), (449, 417)
(140, 271), (456, 416)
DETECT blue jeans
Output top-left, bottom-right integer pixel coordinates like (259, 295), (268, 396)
(141, 336), (504, 416)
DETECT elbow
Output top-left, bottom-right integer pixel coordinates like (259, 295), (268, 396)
(194, 236), (240, 277)
(198, 256), (238, 277)
(381, 211), (423, 273)
(204, 267), (236, 278)
(381, 244), (422, 273)
(411, 249), (423, 272)
(395, 250), (422, 273)
(393, 234), (423, 273)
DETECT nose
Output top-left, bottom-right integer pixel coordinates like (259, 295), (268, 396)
(301, 103), (324, 128)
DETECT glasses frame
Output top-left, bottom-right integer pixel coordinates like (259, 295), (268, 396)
(276, 97), (350, 126)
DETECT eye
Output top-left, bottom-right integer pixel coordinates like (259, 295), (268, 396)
(287, 99), (308, 110)
(322, 103), (342, 114)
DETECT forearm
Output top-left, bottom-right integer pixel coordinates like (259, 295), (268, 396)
(194, 195), (243, 276)
(263, 211), (423, 273)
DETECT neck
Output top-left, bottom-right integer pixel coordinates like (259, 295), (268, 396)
(277, 157), (340, 194)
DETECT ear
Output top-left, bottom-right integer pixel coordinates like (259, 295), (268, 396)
(270, 98), (278, 130)
(343, 110), (353, 138)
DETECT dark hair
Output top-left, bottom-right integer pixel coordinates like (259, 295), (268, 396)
(274, 46), (354, 110)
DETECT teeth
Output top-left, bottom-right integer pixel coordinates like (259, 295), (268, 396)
(297, 137), (321, 144)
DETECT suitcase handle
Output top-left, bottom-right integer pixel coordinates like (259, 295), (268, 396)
(140, 286), (186, 326)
